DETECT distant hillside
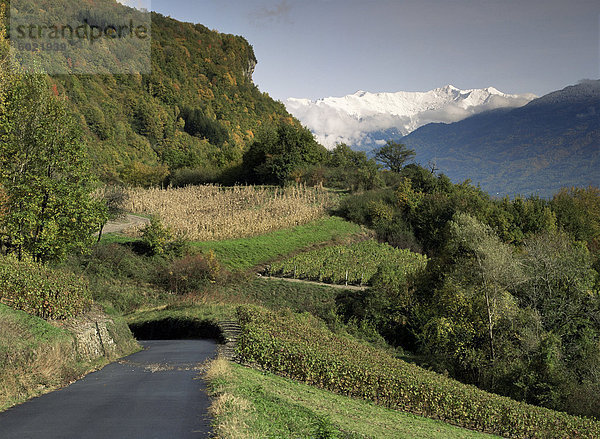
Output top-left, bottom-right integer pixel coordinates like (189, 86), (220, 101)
(285, 85), (535, 149)
(12, 0), (298, 182)
(400, 80), (600, 197)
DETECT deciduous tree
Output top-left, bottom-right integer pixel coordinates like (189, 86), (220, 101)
(0, 49), (106, 261)
(374, 140), (415, 173)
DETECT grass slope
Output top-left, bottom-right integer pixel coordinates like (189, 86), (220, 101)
(128, 277), (345, 328)
(193, 216), (364, 270)
(221, 277), (340, 318)
(0, 304), (80, 410)
(0, 304), (139, 411)
(126, 276), (341, 332)
(127, 303), (238, 327)
(206, 358), (499, 439)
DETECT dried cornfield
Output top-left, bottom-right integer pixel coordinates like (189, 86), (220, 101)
(123, 185), (334, 241)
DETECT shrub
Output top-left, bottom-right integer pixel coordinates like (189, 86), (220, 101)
(141, 217), (174, 256)
(335, 189), (396, 226)
(157, 251), (223, 294)
(236, 306), (600, 439)
(80, 243), (156, 283)
(374, 219), (422, 253)
(0, 256), (91, 320)
(97, 184), (129, 219)
(120, 161), (169, 187)
(170, 166), (219, 187)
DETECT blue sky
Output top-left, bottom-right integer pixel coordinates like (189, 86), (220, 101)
(149, 0), (600, 100)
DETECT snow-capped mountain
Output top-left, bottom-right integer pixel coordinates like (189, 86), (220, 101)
(285, 85), (537, 150)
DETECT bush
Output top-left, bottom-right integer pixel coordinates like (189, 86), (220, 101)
(0, 256), (91, 320)
(157, 251), (223, 294)
(236, 306), (600, 439)
(373, 218), (422, 253)
(99, 184), (129, 219)
(335, 189), (396, 226)
(65, 243), (164, 313)
(79, 243), (157, 283)
(141, 217), (175, 256)
(120, 161), (169, 187)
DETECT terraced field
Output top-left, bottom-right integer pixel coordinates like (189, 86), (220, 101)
(269, 239), (427, 285)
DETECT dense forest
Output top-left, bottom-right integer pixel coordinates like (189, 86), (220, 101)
(9, 0), (302, 185)
(335, 170), (600, 418)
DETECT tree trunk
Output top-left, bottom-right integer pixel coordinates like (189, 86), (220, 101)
(485, 289), (495, 361)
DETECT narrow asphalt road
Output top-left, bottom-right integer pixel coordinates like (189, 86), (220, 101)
(0, 340), (217, 439)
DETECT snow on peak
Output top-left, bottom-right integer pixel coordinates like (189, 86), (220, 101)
(285, 85), (536, 149)
(485, 86), (503, 95)
(440, 84), (460, 91)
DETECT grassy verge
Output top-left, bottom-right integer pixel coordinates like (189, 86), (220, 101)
(126, 302), (238, 327)
(205, 357), (499, 439)
(0, 303), (139, 411)
(0, 304), (76, 411)
(192, 216), (364, 270)
(97, 233), (139, 245)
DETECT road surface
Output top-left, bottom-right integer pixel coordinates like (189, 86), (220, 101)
(0, 340), (216, 438)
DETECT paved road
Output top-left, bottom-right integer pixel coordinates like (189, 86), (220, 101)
(0, 340), (217, 439)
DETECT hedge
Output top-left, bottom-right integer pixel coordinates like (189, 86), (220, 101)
(0, 256), (91, 320)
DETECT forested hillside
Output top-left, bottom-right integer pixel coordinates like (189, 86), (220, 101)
(20, 0), (298, 184)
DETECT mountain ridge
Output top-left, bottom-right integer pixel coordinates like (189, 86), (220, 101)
(399, 80), (600, 197)
(285, 85), (536, 149)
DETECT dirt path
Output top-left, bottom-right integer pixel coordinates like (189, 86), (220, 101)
(100, 214), (150, 234)
(261, 275), (369, 291)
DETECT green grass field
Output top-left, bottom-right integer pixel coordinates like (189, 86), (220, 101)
(207, 358), (500, 439)
(192, 216), (364, 270)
